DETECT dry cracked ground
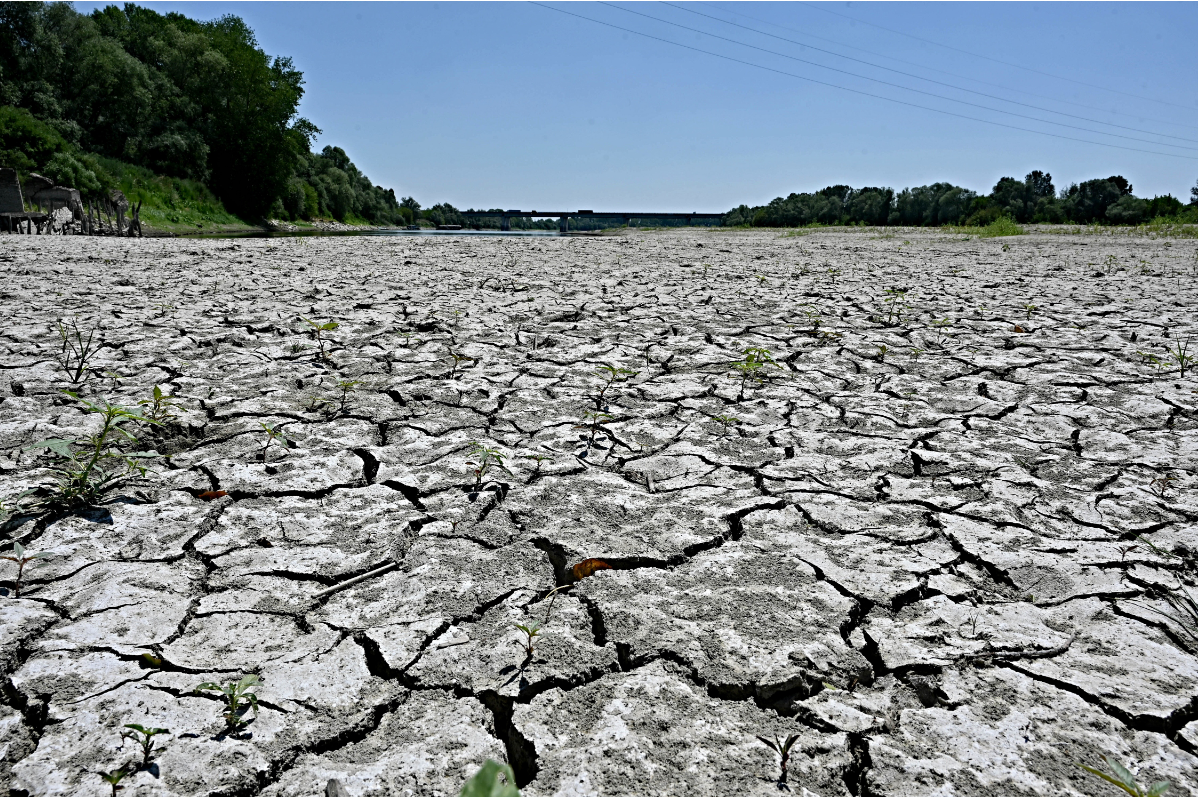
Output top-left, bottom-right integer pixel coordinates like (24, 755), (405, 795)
(0, 227), (1196, 797)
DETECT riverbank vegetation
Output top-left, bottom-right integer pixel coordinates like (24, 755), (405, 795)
(0, 2), (405, 227)
(723, 172), (1197, 230)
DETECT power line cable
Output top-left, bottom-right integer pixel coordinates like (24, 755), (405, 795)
(598, 2), (1192, 151)
(708, 2), (1196, 131)
(797, 1), (1196, 110)
(528, 2), (1194, 160)
(663, 1), (1194, 143)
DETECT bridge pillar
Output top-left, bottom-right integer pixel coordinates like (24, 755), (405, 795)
(625, 217), (632, 227)
(559, 215), (569, 233)
(501, 215), (511, 232)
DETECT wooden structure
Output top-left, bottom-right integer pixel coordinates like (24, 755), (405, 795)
(0, 168), (142, 236)
(0, 168), (48, 233)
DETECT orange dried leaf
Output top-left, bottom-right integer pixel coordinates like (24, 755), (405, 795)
(198, 490), (228, 501)
(572, 558), (612, 581)
(1012, 325), (1026, 333)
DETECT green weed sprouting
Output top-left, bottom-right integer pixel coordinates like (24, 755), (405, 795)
(99, 768), (128, 796)
(730, 347), (782, 392)
(521, 452), (552, 472)
(301, 317), (338, 359)
(799, 306), (822, 330)
(512, 584), (570, 660)
(120, 723), (170, 768)
(24, 393), (162, 509)
(1165, 337), (1196, 377)
(577, 410), (614, 447)
(1077, 756), (1170, 797)
(56, 319), (99, 385)
(194, 674), (260, 731)
(138, 385), (180, 423)
(1148, 474), (1177, 498)
(1, 541), (51, 597)
(713, 414), (740, 436)
(460, 760), (520, 797)
(876, 287), (910, 327)
(258, 422), (290, 463)
(512, 620), (541, 658)
(333, 380), (360, 414)
(447, 351), (474, 379)
(1023, 303), (1038, 319)
(594, 364), (638, 407)
(755, 733), (801, 784)
(466, 442), (512, 485)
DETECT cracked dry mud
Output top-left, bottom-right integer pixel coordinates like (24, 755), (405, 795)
(0, 228), (1196, 797)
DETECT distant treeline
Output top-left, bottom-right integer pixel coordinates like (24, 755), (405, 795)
(726, 171), (1197, 228)
(0, 2), (409, 225)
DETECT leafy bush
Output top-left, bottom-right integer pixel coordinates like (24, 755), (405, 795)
(0, 105), (68, 172)
(977, 216), (1024, 237)
(42, 151), (101, 192)
(1106, 195), (1148, 225)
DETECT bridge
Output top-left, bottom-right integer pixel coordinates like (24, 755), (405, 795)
(458, 209), (726, 232)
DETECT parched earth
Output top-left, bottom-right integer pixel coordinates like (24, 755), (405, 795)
(0, 227), (1196, 797)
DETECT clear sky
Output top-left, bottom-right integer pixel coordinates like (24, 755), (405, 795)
(78, 1), (1198, 212)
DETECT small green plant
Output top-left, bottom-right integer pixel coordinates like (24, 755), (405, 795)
(594, 364), (638, 407)
(194, 674), (260, 730)
(730, 347), (782, 392)
(466, 442), (511, 485)
(876, 344), (889, 361)
(878, 287), (910, 327)
(521, 452), (552, 472)
(1, 541), (51, 597)
(512, 620), (541, 658)
(301, 317), (338, 359)
(460, 759), (520, 797)
(138, 385), (180, 423)
(577, 410), (614, 447)
(258, 422), (290, 463)
(1077, 756), (1170, 797)
(1149, 474), (1177, 498)
(99, 767), (128, 796)
(713, 414), (740, 435)
(25, 394), (162, 508)
(755, 733), (802, 784)
(333, 380), (360, 414)
(1165, 337), (1195, 377)
(448, 351), (474, 379)
(1023, 303), (1038, 319)
(56, 319), (98, 384)
(120, 724), (170, 768)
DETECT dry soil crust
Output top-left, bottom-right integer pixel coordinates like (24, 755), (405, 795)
(0, 228), (1195, 797)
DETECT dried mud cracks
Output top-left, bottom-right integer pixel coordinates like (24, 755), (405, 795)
(0, 228), (1196, 796)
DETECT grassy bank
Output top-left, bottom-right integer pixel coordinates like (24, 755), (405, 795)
(97, 157), (256, 234)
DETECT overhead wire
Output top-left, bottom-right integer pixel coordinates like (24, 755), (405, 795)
(597, 2), (1193, 151)
(707, 2), (1196, 131)
(528, 2), (1195, 161)
(797, 0), (1197, 110)
(662, 1), (1194, 143)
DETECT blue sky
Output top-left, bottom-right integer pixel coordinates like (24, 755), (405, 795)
(79, 1), (1198, 211)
